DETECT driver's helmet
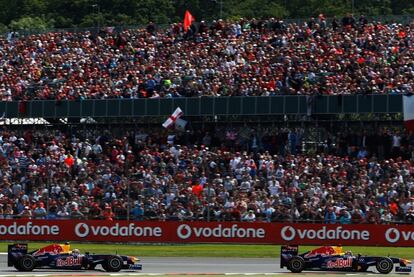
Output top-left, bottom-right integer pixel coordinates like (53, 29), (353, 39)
(72, 249), (80, 255)
(345, 250), (353, 256)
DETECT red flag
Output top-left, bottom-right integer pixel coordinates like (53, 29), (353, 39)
(183, 10), (195, 31)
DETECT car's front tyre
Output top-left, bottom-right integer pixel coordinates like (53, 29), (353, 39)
(287, 256), (305, 273)
(103, 256), (123, 272)
(376, 257), (393, 274)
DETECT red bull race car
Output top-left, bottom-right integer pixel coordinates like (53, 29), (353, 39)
(8, 243), (142, 272)
(281, 245), (412, 274)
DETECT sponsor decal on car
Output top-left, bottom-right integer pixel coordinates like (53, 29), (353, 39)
(281, 245), (298, 253)
(56, 256), (82, 267)
(326, 258), (353, 269)
(396, 266), (412, 272)
(34, 244), (65, 256)
(304, 246), (338, 258)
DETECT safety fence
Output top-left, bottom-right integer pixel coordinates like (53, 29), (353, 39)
(0, 95), (404, 118)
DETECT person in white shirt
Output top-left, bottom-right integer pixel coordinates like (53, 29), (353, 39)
(392, 132), (401, 157)
(268, 176), (280, 196)
(243, 210), (256, 222)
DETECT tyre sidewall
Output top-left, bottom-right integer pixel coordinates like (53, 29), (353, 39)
(376, 258), (393, 274)
(288, 257), (305, 273)
(105, 256), (123, 272)
(18, 255), (35, 271)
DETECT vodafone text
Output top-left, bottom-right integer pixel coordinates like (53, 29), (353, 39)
(0, 222), (59, 236)
(280, 226), (370, 241)
(74, 223), (162, 238)
(177, 224), (265, 240)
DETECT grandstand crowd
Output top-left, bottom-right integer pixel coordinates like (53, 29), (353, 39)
(0, 15), (414, 100)
(0, 127), (413, 224)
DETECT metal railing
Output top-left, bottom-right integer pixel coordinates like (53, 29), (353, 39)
(0, 95), (403, 118)
(2, 214), (412, 225)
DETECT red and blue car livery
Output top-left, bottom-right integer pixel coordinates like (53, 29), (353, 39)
(281, 245), (411, 274)
(8, 243), (142, 272)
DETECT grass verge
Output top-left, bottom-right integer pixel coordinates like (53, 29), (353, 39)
(0, 242), (413, 258)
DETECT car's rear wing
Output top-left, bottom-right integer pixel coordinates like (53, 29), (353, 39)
(280, 245), (298, 268)
(8, 244), (28, 267)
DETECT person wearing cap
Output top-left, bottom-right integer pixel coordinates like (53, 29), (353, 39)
(19, 206), (32, 219)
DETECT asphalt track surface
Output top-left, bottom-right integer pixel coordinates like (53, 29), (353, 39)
(0, 255), (412, 276)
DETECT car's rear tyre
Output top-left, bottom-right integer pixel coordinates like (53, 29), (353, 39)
(288, 256), (305, 273)
(13, 263), (22, 271)
(376, 257), (393, 274)
(104, 256), (123, 272)
(17, 255), (36, 271)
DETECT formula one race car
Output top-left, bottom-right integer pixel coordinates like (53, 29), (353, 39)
(281, 245), (412, 274)
(8, 243), (142, 272)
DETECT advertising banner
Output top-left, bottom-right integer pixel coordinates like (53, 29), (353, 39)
(0, 220), (413, 246)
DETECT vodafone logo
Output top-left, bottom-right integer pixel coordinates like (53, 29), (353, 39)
(385, 228), (414, 243)
(75, 223), (89, 238)
(177, 224), (192, 239)
(281, 226), (295, 241)
(280, 226), (370, 241)
(176, 224), (265, 240)
(74, 223), (162, 238)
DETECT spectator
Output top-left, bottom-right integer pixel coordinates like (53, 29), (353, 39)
(0, 16), (413, 100)
(324, 207), (337, 224)
(33, 202), (47, 219)
(131, 202), (144, 220)
(70, 207), (84, 219)
(243, 210), (256, 222)
(338, 208), (351, 224)
(19, 206), (32, 219)
(0, 126), (412, 224)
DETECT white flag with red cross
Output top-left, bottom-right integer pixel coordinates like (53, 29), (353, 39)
(162, 107), (185, 129)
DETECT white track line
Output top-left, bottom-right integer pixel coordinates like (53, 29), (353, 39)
(0, 272), (284, 277)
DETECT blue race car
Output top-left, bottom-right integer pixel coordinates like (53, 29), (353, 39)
(281, 245), (412, 274)
(8, 243), (142, 272)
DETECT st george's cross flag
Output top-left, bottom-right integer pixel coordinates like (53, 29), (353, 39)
(162, 107), (185, 129)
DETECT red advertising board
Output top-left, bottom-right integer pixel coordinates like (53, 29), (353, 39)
(0, 219), (413, 246)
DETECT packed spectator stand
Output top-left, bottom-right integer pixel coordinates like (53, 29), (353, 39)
(1, 14), (414, 225)
(0, 127), (413, 224)
(0, 14), (414, 101)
